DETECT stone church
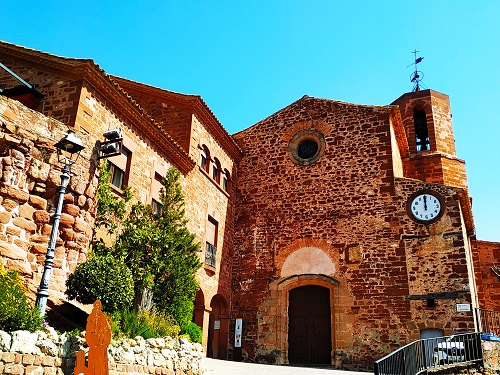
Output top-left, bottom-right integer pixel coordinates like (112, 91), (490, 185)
(0, 40), (499, 370)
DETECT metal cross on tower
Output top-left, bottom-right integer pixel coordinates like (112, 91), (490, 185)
(408, 49), (424, 92)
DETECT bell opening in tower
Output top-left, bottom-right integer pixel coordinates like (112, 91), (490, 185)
(413, 109), (430, 152)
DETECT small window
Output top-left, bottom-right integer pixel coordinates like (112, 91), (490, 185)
(297, 139), (319, 159)
(200, 146), (210, 173)
(414, 109), (430, 152)
(150, 172), (164, 212)
(223, 174), (228, 191)
(200, 149), (207, 170)
(151, 198), (162, 214)
(288, 130), (326, 166)
(109, 164), (125, 189)
(222, 169), (230, 192)
(108, 147), (131, 190)
(205, 216), (218, 268)
(212, 158), (221, 183)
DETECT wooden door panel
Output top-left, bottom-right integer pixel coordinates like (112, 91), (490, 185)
(288, 285), (332, 364)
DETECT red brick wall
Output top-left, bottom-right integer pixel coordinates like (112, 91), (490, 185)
(475, 240), (500, 311)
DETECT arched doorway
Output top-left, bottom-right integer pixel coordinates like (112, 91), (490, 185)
(288, 285), (332, 364)
(207, 294), (229, 359)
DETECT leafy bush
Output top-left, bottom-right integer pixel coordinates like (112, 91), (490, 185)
(65, 255), (134, 313)
(110, 309), (150, 338)
(181, 322), (202, 343)
(0, 265), (43, 332)
(110, 309), (180, 339)
(142, 309), (180, 338)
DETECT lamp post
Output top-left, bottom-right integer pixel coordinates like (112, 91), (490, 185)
(35, 130), (85, 316)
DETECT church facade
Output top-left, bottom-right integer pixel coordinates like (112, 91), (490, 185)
(0, 40), (498, 370)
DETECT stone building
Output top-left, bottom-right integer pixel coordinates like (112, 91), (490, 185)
(0, 40), (499, 370)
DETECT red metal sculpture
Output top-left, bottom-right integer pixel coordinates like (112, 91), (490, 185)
(74, 300), (111, 375)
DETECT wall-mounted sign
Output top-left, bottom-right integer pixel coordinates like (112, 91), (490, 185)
(235, 318), (242, 348)
(456, 303), (471, 312)
(214, 320), (220, 330)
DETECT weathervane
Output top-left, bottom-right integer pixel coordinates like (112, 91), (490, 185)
(407, 49), (424, 92)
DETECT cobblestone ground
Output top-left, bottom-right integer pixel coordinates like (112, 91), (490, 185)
(202, 358), (373, 375)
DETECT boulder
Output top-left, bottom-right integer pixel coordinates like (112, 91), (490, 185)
(0, 330), (12, 351)
(10, 330), (38, 354)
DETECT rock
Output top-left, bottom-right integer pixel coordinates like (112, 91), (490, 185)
(36, 338), (59, 356)
(29, 195), (47, 210)
(27, 159), (50, 181)
(113, 346), (135, 364)
(59, 213), (75, 228)
(12, 217), (37, 232)
(19, 204), (35, 220)
(10, 330), (38, 354)
(0, 210), (12, 223)
(0, 242), (27, 260)
(45, 327), (59, 342)
(0, 330), (12, 351)
(33, 210), (50, 224)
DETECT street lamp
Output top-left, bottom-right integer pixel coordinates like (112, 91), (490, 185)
(35, 130), (85, 315)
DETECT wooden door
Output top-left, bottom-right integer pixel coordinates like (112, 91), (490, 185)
(288, 285), (332, 364)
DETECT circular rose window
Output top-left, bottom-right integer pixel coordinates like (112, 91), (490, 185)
(288, 130), (325, 165)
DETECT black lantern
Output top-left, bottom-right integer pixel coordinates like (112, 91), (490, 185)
(54, 130), (85, 164)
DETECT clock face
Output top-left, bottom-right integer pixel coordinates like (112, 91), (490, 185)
(408, 191), (444, 223)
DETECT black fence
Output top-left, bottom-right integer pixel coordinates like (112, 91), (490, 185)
(374, 332), (483, 375)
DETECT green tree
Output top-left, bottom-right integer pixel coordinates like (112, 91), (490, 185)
(68, 162), (201, 326)
(113, 168), (201, 326)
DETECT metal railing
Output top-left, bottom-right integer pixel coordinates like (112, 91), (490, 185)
(374, 332), (483, 375)
(476, 308), (500, 339)
(205, 242), (217, 268)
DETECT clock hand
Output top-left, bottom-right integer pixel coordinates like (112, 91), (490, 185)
(423, 195), (427, 211)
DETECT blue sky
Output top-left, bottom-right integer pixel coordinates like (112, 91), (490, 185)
(2, 1), (499, 241)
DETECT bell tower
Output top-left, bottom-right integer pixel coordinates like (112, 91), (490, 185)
(392, 89), (467, 188)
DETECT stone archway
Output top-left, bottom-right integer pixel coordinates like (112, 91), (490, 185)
(193, 289), (208, 350)
(207, 294), (229, 359)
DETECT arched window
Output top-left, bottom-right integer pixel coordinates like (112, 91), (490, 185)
(212, 157), (221, 183)
(413, 109), (430, 152)
(200, 145), (210, 173)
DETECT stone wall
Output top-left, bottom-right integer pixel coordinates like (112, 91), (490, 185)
(0, 329), (203, 375)
(474, 240), (500, 311)
(231, 94), (475, 369)
(0, 95), (96, 302)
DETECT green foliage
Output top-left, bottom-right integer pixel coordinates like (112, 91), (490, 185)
(94, 160), (133, 235)
(72, 165), (201, 330)
(181, 322), (202, 343)
(142, 309), (181, 338)
(110, 309), (150, 338)
(0, 265), (43, 332)
(110, 309), (180, 339)
(65, 255), (134, 314)
(95, 167), (201, 327)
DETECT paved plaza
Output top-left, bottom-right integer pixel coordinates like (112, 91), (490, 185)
(202, 358), (373, 375)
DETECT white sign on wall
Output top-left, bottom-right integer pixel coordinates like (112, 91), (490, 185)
(214, 320), (220, 330)
(456, 303), (471, 312)
(235, 318), (242, 348)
